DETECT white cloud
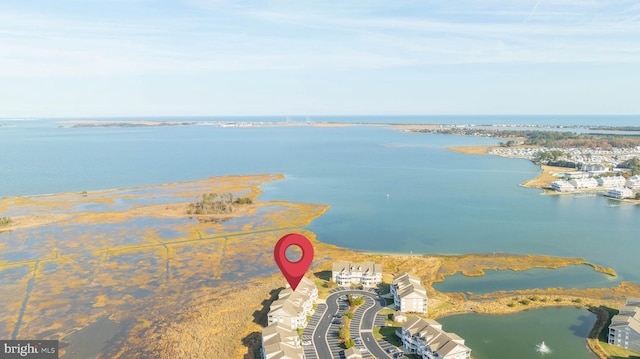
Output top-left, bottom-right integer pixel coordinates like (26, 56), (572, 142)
(1, 2), (640, 78)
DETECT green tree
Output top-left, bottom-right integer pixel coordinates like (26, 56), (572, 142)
(343, 338), (355, 349)
(344, 311), (354, 319)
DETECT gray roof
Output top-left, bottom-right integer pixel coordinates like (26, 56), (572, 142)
(609, 301), (640, 336)
(332, 261), (382, 274)
(401, 316), (470, 358)
(343, 347), (363, 359)
(393, 272), (427, 300)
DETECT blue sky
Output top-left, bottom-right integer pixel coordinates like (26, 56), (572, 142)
(1, 0), (639, 117)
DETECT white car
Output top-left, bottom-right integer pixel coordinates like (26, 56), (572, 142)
(302, 340), (312, 346)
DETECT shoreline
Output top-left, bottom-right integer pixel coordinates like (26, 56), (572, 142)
(2, 175), (638, 359)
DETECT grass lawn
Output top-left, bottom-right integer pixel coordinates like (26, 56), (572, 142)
(600, 343), (640, 359)
(314, 278), (335, 299)
(373, 326), (402, 346)
(597, 306), (640, 359)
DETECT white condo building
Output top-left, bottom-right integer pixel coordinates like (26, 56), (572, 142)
(261, 321), (305, 359)
(607, 187), (634, 199)
(267, 277), (318, 330)
(627, 175), (640, 189)
(597, 176), (627, 188)
(332, 262), (382, 287)
(608, 298), (640, 353)
(391, 272), (428, 314)
(551, 180), (575, 192)
(569, 178), (599, 189)
(397, 316), (471, 359)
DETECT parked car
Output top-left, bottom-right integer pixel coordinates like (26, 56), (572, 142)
(302, 340), (312, 346)
(334, 313), (343, 318)
(332, 319), (342, 325)
(354, 338), (362, 345)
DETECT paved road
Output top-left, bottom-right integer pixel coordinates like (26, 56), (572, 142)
(311, 288), (392, 359)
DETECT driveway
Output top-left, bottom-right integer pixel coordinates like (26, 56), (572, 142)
(310, 287), (393, 359)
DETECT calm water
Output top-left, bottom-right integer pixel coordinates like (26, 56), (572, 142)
(438, 307), (597, 359)
(1, 116), (638, 358)
(433, 265), (619, 295)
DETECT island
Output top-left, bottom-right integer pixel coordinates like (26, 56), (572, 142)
(1, 173), (639, 359)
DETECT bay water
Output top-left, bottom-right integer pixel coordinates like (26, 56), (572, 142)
(1, 116), (638, 358)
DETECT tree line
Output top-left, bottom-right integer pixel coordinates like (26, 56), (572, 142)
(186, 193), (253, 215)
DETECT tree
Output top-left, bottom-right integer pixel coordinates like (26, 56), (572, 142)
(344, 311), (354, 319)
(338, 326), (349, 340)
(343, 338), (355, 349)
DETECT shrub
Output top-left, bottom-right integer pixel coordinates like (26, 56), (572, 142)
(0, 217), (11, 227)
(572, 298), (583, 304)
(344, 338), (355, 349)
(554, 298), (563, 302)
(519, 299), (530, 305)
(507, 302), (516, 308)
(344, 311), (354, 319)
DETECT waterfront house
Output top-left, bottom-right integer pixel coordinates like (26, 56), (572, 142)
(332, 262), (382, 287)
(261, 321), (305, 359)
(607, 187), (634, 199)
(597, 176), (627, 188)
(397, 316), (471, 359)
(569, 178), (598, 189)
(627, 175), (640, 189)
(267, 277), (318, 330)
(608, 298), (640, 352)
(551, 180), (575, 192)
(391, 273), (428, 314)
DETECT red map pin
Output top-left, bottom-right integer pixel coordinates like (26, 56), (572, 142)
(274, 233), (314, 291)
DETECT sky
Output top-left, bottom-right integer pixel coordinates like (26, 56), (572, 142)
(1, 0), (639, 117)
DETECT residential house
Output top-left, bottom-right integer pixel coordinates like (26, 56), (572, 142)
(627, 175), (640, 189)
(391, 273), (428, 314)
(608, 298), (640, 352)
(551, 180), (575, 192)
(607, 187), (634, 199)
(267, 277), (318, 330)
(332, 262), (382, 287)
(597, 176), (627, 188)
(397, 316), (471, 359)
(569, 178), (598, 189)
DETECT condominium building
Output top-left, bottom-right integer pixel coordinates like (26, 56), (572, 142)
(267, 277), (318, 330)
(261, 321), (305, 359)
(608, 298), (640, 352)
(606, 187), (634, 199)
(397, 316), (471, 359)
(391, 272), (428, 314)
(551, 180), (575, 192)
(569, 178), (599, 189)
(332, 262), (382, 287)
(627, 175), (640, 189)
(597, 176), (627, 188)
